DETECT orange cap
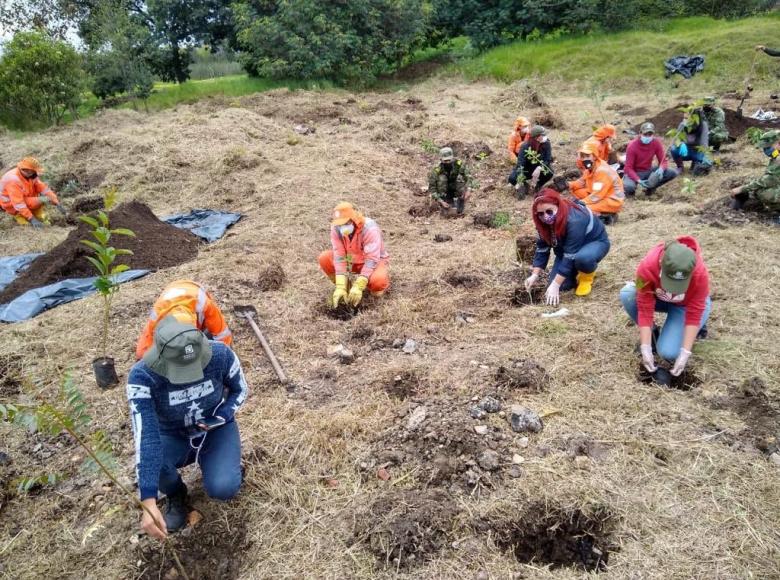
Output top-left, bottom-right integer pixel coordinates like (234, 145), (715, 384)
(17, 157), (43, 173)
(168, 305), (197, 326)
(593, 124), (616, 140)
(514, 116), (530, 130)
(578, 141), (600, 156)
(331, 202), (364, 226)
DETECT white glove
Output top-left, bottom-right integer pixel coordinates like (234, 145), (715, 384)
(545, 281), (560, 306)
(524, 273), (539, 291)
(640, 344), (657, 373)
(671, 348), (691, 377)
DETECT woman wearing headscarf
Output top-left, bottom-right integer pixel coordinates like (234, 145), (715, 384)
(525, 189), (611, 305)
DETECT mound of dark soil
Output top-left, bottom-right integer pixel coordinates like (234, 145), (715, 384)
(139, 505), (248, 580)
(0, 201), (200, 303)
(445, 141), (493, 160)
(535, 108), (564, 129)
(254, 263), (286, 291)
(443, 269), (482, 289)
(408, 202), (437, 218)
(384, 371), (422, 401)
(637, 363), (701, 391)
(697, 195), (779, 227)
(489, 503), (617, 572)
(638, 105), (780, 138)
(49, 171), (105, 197)
(515, 233), (537, 265)
(511, 285), (546, 306)
(0, 354), (24, 396)
(495, 359), (550, 391)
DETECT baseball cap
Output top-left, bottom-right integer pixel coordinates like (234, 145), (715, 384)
(640, 122), (655, 135)
(660, 241), (696, 294)
(530, 125), (546, 138)
(143, 316), (212, 384)
(331, 201), (357, 226)
(439, 147), (454, 161)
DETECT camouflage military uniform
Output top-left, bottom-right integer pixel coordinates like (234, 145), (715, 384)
(702, 105), (728, 151)
(429, 159), (470, 213)
(741, 160), (780, 211)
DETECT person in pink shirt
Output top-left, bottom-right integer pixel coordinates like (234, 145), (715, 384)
(623, 122), (678, 196)
(620, 237), (711, 377)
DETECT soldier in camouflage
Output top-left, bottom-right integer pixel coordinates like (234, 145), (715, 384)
(429, 147), (471, 215)
(730, 129), (780, 214)
(701, 97), (729, 152)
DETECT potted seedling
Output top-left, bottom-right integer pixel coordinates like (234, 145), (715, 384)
(79, 198), (135, 389)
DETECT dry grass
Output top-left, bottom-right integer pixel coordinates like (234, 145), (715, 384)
(1, 78), (779, 579)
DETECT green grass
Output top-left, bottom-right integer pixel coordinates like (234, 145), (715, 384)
(455, 14), (780, 90)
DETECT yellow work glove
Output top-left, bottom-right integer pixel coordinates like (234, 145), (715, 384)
(347, 276), (369, 307)
(331, 275), (348, 308)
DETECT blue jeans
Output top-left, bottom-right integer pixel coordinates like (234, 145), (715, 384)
(620, 283), (712, 361)
(549, 240), (610, 291)
(670, 145), (710, 169)
(623, 167), (678, 194)
(159, 420), (242, 500)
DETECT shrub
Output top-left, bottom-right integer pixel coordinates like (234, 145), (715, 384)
(0, 31), (85, 129)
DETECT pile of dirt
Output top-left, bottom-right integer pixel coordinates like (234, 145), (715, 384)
(445, 141), (493, 160)
(139, 506), (248, 580)
(0, 201), (200, 303)
(515, 233), (537, 265)
(254, 263), (286, 291)
(495, 359), (550, 391)
(697, 195), (779, 227)
(353, 489), (459, 569)
(361, 398), (531, 491)
(443, 268), (482, 289)
(488, 503), (617, 572)
(0, 354), (24, 397)
(408, 202), (437, 218)
(710, 377), (780, 456)
(638, 106), (780, 138)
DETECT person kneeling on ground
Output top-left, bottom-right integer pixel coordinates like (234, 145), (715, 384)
(508, 125), (553, 199)
(127, 316), (248, 540)
(670, 108), (713, 176)
(319, 201), (390, 308)
(620, 237), (711, 377)
(584, 124), (618, 165)
(701, 97), (728, 152)
(623, 122), (678, 196)
(568, 141), (625, 225)
(507, 116), (531, 163)
(730, 129), (780, 217)
(525, 188), (611, 305)
(0, 157), (65, 228)
(429, 147), (471, 215)
(135, 279), (232, 360)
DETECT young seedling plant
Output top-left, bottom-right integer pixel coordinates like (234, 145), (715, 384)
(79, 191), (135, 387)
(0, 374), (190, 579)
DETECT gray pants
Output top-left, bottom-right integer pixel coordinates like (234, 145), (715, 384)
(623, 167), (678, 195)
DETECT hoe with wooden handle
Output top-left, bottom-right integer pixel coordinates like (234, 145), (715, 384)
(233, 304), (289, 386)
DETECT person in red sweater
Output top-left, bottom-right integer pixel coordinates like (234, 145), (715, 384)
(620, 237), (711, 377)
(623, 122), (678, 196)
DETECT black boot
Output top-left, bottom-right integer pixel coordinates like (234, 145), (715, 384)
(164, 485), (189, 532)
(730, 192), (748, 210)
(697, 325), (708, 340)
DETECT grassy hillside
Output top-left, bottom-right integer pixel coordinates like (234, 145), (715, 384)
(455, 14), (780, 90)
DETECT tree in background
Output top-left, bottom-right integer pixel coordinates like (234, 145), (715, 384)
(232, 0), (427, 86)
(0, 31), (84, 129)
(0, 0), (79, 40)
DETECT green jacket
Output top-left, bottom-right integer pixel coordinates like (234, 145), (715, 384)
(702, 107), (728, 141)
(742, 159), (780, 210)
(428, 160), (469, 199)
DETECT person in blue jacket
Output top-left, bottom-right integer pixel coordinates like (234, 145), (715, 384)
(524, 188), (611, 305)
(126, 315), (249, 540)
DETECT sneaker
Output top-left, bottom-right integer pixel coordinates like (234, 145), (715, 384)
(163, 486), (189, 532)
(697, 325), (708, 340)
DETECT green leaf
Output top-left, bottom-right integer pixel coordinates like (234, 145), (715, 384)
(111, 264), (130, 274)
(111, 228), (135, 237)
(85, 256), (108, 276)
(78, 215), (99, 228)
(80, 239), (102, 253)
(94, 276), (114, 294)
(114, 249), (134, 256)
(96, 211), (109, 227)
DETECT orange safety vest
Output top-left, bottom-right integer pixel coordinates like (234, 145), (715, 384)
(135, 280), (232, 360)
(0, 168), (58, 221)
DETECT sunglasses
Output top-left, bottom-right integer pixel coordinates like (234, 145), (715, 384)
(536, 209), (556, 217)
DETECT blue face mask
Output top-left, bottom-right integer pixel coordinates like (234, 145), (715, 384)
(640, 135), (653, 145)
(338, 223), (355, 237)
(763, 146), (779, 159)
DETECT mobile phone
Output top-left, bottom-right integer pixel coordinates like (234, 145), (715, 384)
(196, 416), (226, 432)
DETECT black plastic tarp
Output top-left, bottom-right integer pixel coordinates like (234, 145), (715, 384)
(0, 269), (149, 323)
(163, 209), (242, 243)
(664, 55), (705, 79)
(0, 253), (42, 293)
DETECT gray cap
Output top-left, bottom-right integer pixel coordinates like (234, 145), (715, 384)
(640, 122), (655, 134)
(439, 147), (454, 161)
(142, 316), (212, 384)
(530, 125), (546, 138)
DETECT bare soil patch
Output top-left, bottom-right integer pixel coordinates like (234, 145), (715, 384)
(0, 201), (200, 303)
(697, 195), (779, 227)
(254, 263), (286, 292)
(515, 233), (537, 265)
(710, 377), (780, 455)
(383, 370), (422, 401)
(0, 354), (24, 397)
(353, 489), (458, 569)
(443, 268), (482, 289)
(639, 106), (780, 138)
(488, 503), (617, 572)
(495, 359), (550, 391)
(637, 363), (702, 391)
(408, 202), (437, 218)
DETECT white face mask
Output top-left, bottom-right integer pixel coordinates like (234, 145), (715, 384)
(538, 135), (548, 143)
(338, 223), (355, 236)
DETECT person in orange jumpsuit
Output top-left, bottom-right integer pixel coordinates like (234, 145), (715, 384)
(318, 202), (389, 308)
(136, 280), (232, 359)
(0, 157), (64, 227)
(568, 141), (625, 224)
(507, 116), (531, 163)
(584, 124), (617, 164)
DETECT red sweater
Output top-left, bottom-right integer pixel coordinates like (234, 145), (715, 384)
(635, 236), (710, 327)
(624, 137), (668, 182)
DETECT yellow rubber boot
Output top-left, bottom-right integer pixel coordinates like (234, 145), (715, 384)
(575, 271), (595, 296)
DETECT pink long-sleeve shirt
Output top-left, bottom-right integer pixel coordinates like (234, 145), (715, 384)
(624, 137), (668, 182)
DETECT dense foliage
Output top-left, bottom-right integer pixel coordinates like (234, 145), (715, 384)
(0, 31), (84, 129)
(231, 0), (428, 86)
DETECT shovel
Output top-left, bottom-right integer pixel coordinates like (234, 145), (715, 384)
(233, 305), (289, 386)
